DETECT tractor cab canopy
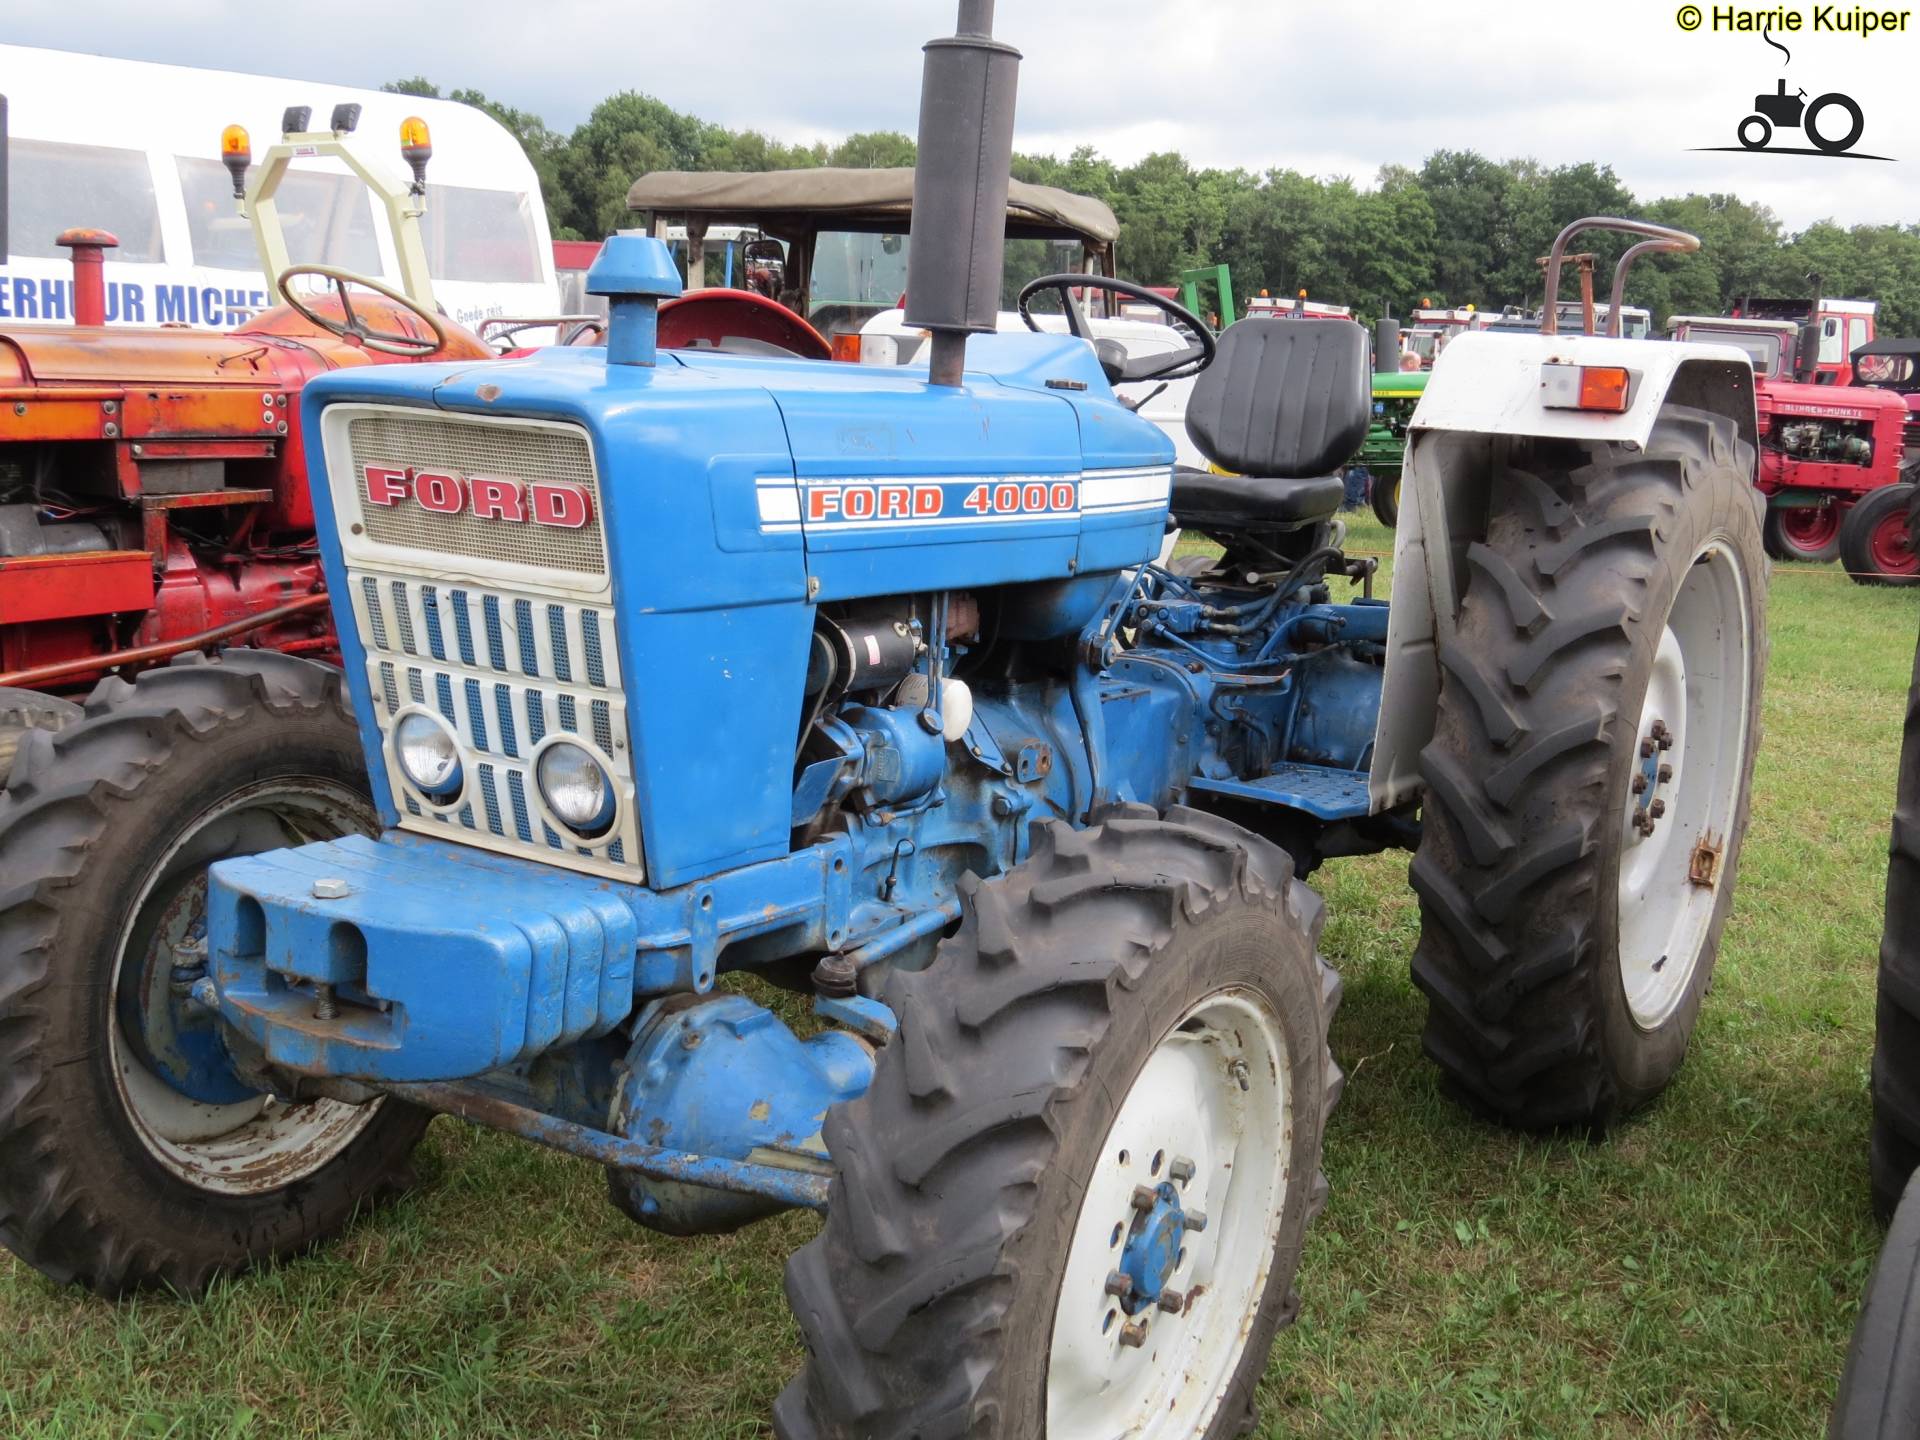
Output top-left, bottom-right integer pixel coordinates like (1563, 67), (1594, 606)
(1853, 336), (1920, 393)
(626, 167), (1120, 337)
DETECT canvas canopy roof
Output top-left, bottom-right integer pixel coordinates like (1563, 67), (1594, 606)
(1853, 336), (1920, 357)
(626, 167), (1120, 245)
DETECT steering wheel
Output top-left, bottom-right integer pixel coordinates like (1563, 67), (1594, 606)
(1016, 274), (1216, 382)
(276, 265), (452, 357)
(478, 315), (607, 351)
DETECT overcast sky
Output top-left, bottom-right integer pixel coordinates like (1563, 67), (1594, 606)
(7, 0), (1916, 230)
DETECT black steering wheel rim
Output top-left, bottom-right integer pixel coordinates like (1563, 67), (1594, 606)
(1015, 273), (1217, 383)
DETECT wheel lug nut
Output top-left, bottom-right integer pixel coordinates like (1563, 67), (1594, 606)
(1104, 1271), (1133, 1299)
(1658, 764), (1673, 783)
(1130, 1185), (1157, 1212)
(1649, 799), (1666, 819)
(1631, 773), (1648, 794)
(1118, 1319), (1149, 1348)
(1182, 1209), (1208, 1233)
(1169, 1156), (1196, 1184)
(1158, 1287), (1186, 1314)
(1640, 738), (1656, 758)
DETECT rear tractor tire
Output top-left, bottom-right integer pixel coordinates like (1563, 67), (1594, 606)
(776, 805), (1342, 1440)
(1411, 407), (1767, 1130)
(0, 651), (429, 1296)
(1764, 502), (1844, 565)
(1841, 483), (1920, 587)
(1871, 598), (1920, 1219)
(0, 687), (82, 788)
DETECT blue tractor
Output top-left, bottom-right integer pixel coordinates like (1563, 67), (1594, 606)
(0, 7), (1769, 1434)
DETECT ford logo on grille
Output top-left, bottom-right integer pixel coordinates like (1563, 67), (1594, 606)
(361, 464), (593, 529)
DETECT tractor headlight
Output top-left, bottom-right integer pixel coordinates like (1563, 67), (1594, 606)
(395, 712), (463, 800)
(537, 741), (617, 837)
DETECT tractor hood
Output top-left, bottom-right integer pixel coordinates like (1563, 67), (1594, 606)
(301, 331), (1174, 613)
(298, 331), (1172, 888)
(1757, 379), (1907, 423)
(0, 322), (327, 388)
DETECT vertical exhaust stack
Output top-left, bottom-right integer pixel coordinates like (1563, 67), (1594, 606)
(1374, 317), (1401, 375)
(904, 0), (1021, 388)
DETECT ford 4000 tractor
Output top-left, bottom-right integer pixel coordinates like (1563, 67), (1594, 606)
(0, 7), (1768, 1435)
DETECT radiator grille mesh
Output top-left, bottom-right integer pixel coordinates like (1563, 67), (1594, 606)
(343, 413), (605, 576)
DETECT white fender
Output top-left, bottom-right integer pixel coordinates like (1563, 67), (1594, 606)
(1367, 331), (1758, 812)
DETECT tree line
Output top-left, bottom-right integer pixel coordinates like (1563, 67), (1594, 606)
(385, 77), (1920, 336)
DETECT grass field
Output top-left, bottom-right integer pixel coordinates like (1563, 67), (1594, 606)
(1, 512), (1914, 1438)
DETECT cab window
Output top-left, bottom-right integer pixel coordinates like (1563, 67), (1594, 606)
(176, 157), (383, 274)
(418, 184), (541, 284)
(1849, 316), (1872, 357)
(10, 140), (163, 262)
(1820, 317), (1845, 365)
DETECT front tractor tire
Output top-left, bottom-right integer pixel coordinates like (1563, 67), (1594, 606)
(0, 652), (428, 1296)
(1370, 470), (1402, 529)
(1412, 408), (1767, 1131)
(775, 806), (1342, 1440)
(1840, 483), (1920, 587)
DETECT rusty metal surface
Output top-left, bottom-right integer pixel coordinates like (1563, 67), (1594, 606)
(0, 592), (329, 688)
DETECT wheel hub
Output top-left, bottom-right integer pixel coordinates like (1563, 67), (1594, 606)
(114, 872), (255, 1105)
(1630, 718), (1676, 838)
(1048, 990), (1291, 1437)
(1615, 541), (1751, 1031)
(1110, 1171), (1205, 1324)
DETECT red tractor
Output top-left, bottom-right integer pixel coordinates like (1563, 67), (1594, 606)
(0, 110), (501, 773)
(1669, 296), (1913, 581)
(1846, 336), (1920, 584)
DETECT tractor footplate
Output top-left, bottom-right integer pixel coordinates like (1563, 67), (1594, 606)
(206, 833), (638, 1082)
(1187, 762), (1371, 820)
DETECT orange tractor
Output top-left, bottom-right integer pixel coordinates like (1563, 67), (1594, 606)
(0, 106), (498, 770)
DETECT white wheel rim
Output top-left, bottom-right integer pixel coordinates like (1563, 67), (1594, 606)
(1616, 540), (1751, 1029)
(1046, 989), (1291, 1437)
(109, 780), (384, 1194)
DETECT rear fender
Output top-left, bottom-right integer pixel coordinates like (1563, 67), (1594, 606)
(1367, 332), (1757, 812)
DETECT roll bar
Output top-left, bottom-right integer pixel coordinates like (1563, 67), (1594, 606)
(1541, 217), (1700, 338)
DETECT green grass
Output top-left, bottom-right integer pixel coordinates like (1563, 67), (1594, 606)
(2, 513), (1913, 1438)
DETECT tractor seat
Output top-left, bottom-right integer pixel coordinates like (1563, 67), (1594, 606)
(1171, 467), (1348, 529)
(1174, 318), (1372, 532)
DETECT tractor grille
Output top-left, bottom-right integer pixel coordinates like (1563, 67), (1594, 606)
(341, 411), (606, 578)
(347, 571), (641, 880)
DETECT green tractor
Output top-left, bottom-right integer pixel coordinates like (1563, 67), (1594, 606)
(1359, 369), (1427, 528)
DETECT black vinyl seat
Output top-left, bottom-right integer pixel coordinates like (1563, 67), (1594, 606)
(1170, 467), (1349, 530)
(1173, 318), (1372, 532)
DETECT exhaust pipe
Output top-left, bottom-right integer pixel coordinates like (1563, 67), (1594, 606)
(1796, 270), (1824, 383)
(1373, 316), (1401, 375)
(904, 0), (1021, 387)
